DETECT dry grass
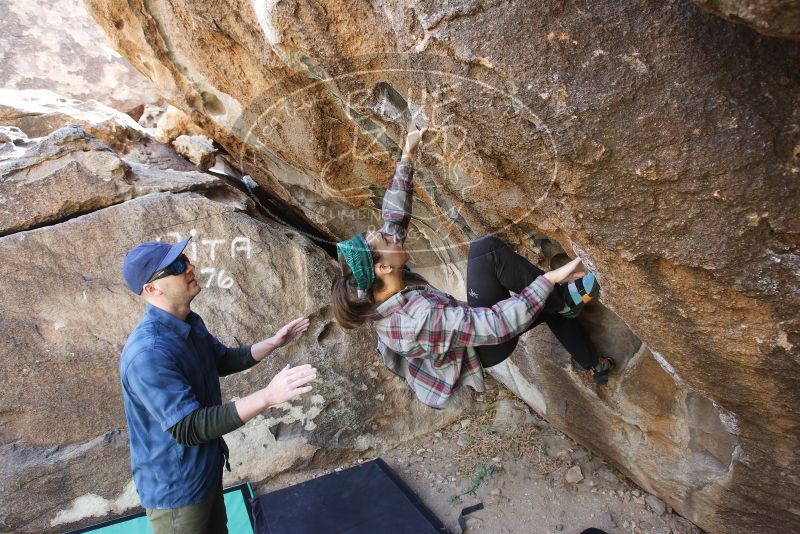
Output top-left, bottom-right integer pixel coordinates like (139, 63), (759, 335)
(451, 387), (563, 477)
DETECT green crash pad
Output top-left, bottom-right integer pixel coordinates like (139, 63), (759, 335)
(65, 483), (254, 534)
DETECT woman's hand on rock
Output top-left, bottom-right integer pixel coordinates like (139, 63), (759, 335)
(544, 257), (585, 285)
(403, 117), (427, 156)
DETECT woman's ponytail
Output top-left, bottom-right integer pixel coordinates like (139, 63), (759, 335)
(331, 256), (381, 328)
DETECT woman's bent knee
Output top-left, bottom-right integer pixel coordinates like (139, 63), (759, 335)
(475, 337), (519, 368)
(468, 235), (506, 260)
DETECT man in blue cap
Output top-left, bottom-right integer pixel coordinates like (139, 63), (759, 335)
(120, 237), (317, 534)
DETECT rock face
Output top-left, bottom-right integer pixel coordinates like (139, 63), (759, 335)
(693, 0), (800, 40)
(0, 94), (468, 533)
(83, 1), (800, 533)
(0, 124), (218, 235)
(0, 89), (192, 166)
(0, 0), (157, 112)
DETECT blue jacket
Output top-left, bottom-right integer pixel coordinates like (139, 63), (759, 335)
(120, 304), (231, 509)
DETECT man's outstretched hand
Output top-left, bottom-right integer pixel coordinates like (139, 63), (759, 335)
(272, 316), (310, 349)
(262, 364), (317, 407)
(235, 362), (318, 422)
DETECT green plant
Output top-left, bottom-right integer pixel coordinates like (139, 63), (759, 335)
(449, 463), (497, 505)
(480, 425), (496, 436)
(466, 463), (495, 495)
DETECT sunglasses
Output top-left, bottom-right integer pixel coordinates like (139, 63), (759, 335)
(147, 254), (190, 283)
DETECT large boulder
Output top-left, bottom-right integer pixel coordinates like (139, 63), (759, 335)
(0, 88), (198, 170)
(0, 95), (467, 533)
(83, 1), (800, 532)
(0, 190), (465, 533)
(0, 124), (219, 235)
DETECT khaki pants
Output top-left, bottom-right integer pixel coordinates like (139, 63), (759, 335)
(146, 485), (227, 534)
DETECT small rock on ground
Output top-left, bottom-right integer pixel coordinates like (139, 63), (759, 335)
(565, 465), (584, 484)
(596, 467), (618, 483)
(646, 494), (667, 515)
(491, 398), (534, 433)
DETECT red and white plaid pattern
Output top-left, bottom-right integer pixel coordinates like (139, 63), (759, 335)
(379, 158), (414, 241)
(373, 280), (553, 408)
(371, 158), (554, 408)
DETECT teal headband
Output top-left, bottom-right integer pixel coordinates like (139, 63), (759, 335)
(336, 234), (376, 292)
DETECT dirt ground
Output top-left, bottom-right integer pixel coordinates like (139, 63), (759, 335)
(257, 378), (704, 534)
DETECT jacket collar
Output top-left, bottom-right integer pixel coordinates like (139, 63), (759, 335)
(373, 284), (428, 319)
(374, 291), (407, 319)
(145, 303), (199, 339)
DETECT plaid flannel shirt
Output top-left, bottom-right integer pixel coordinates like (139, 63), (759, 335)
(371, 158), (555, 408)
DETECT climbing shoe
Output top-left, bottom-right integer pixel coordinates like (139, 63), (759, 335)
(558, 273), (600, 318)
(592, 355), (615, 385)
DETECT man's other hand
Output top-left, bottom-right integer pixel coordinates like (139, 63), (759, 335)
(262, 364), (317, 407)
(272, 316), (310, 349)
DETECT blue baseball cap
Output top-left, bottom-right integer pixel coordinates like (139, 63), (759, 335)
(123, 237), (191, 294)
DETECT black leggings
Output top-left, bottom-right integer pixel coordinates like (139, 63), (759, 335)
(466, 236), (599, 369)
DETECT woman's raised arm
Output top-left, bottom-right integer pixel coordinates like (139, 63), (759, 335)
(379, 120), (427, 244)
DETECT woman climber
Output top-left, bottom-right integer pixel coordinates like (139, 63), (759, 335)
(330, 119), (614, 408)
